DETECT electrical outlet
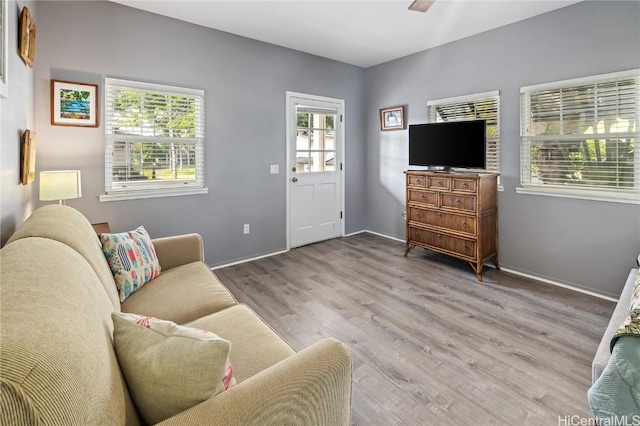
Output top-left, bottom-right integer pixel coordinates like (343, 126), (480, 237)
(270, 165), (279, 174)
(243, 224), (250, 234)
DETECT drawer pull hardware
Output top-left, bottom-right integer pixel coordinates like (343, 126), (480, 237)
(437, 181), (443, 187)
(455, 199), (461, 205)
(463, 245), (469, 251)
(437, 234), (442, 239)
(462, 222), (467, 228)
(462, 183), (468, 188)
(436, 212), (442, 218)
(416, 179), (422, 184)
(420, 194), (426, 200)
(415, 232), (420, 238)
(415, 213), (421, 219)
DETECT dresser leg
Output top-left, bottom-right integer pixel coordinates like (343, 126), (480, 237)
(491, 255), (500, 270)
(403, 243), (415, 257)
(468, 262), (483, 281)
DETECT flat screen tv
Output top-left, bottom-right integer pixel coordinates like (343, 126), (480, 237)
(408, 120), (486, 171)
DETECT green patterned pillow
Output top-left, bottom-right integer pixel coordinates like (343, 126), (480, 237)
(100, 226), (161, 302)
(611, 268), (640, 350)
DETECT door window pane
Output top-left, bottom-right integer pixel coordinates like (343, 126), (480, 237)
(295, 108), (337, 173)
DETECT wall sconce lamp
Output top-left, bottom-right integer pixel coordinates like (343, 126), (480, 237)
(39, 170), (82, 205)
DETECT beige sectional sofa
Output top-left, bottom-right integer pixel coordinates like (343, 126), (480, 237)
(0, 205), (352, 425)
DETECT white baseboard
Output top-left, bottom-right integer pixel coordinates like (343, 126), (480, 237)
(346, 229), (405, 243)
(500, 267), (618, 302)
(352, 230), (618, 302)
(211, 249), (289, 270)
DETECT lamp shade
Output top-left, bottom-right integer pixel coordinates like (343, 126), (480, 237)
(39, 170), (82, 203)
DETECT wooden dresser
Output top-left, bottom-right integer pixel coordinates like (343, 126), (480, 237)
(404, 170), (499, 281)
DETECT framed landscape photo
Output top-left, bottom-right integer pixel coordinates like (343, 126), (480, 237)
(380, 105), (405, 131)
(51, 80), (99, 127)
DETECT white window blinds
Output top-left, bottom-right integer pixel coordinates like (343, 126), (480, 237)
(104, 78), (205, 196)
(427, 91), (500, 173)
(520, 70), (639, 200)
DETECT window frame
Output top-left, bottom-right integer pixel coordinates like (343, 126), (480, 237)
(427, 90), (501, 180)
(518, 69), (640, 204)
(100, 78), (207, 202)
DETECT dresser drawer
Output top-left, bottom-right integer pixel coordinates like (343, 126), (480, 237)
(408, 227), (476, 259)
(409, 207), (477, 236)
(441, 193), (476, 212)
(428, 176), (450, 190)
(452, 178), (477, 193)
(407, 175), (426, 188)
(408, 190), (438, 206)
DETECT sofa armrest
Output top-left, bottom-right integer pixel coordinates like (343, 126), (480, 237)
(157, 338), (352, 426)
(152, 234), (204, 271)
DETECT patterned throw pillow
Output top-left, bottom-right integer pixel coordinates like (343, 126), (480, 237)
(112, 312), (236, 424)
(100, 226), (161, 302)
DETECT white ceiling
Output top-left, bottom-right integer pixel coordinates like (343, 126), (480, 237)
(110, 0), (582, 68)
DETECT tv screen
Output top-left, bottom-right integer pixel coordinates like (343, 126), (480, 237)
(409, 120), (486, 170)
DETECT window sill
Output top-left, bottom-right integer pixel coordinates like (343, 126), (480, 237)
(99, 187), (208, 202)
(515, 186), (640, 205)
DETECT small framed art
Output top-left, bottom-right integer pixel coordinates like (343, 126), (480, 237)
(21, 129), (36, 185)
(51, 80), (99, 127)
(380, 105), (405, 131)
(19, 6), (36, 68)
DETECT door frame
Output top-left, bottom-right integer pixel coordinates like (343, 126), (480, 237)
(285, 91), (345, 250)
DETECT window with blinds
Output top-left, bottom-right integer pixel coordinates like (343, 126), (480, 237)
(520, 70), (639, 200)
(104, 78), (205, 198)
(427, 91), (500, 174)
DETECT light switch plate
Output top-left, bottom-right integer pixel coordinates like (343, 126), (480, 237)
(270, 165), (279, 174)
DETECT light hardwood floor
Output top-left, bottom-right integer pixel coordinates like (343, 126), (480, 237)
(215, 233), (615, 426)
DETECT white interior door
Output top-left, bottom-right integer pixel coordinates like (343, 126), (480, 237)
(286, 93), (344, 248)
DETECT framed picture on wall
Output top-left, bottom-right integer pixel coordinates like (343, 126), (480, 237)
(51, 80), (99, 127)
(19, 6), (35, 68)
(21, 130), (37, 185)
(380, 105), (405, 131)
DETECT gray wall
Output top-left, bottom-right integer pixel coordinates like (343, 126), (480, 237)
(364, 0), (640, 298)
(1, 0), (37, 244)
(2, 0), (638, 298)
(28, 1), (365, 266)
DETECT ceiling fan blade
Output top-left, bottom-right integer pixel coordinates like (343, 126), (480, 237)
(408, 0), (435, 12)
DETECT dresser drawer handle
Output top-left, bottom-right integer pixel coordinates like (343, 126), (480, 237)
(420, 194), (426, 200)
(463, 244), (469, 251)
(436, 212), (442, 218)
(437, 181), (443, 187)
(414, 232), (420, 238)
(437, 234), (443, 239)
(415, 179), (422, 184)
(455, 199), (462, 205)
(462, 222), (467, 228)
(415, 213), (421, 219)
(462, 183), (468, 189)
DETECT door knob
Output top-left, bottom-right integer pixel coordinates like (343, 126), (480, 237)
(292, 177), (298, 182)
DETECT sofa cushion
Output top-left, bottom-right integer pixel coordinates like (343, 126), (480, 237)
(112, 312), (235, 424)
(101, 226), (161, 302)
(187, 304), (296, 382)
(0, 238), (139, 425)
(5, 204), (121, 310)
(121, 261), (237, 324)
